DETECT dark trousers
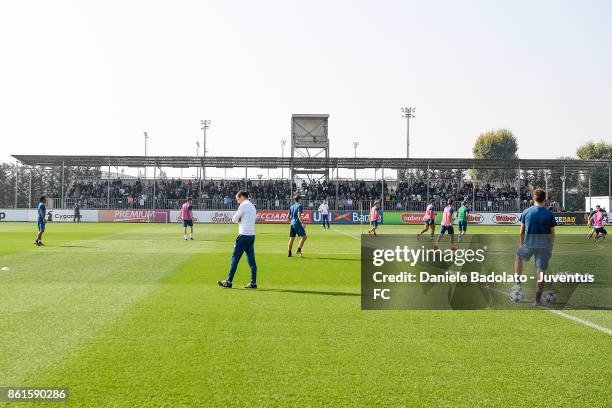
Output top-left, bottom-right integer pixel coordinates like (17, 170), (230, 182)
(322, 214), (330, 228)
(227, 235), (257, 284)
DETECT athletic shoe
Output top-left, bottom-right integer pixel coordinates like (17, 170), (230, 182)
(217, 280), (232, 288)
(416, 234), (421, 240)
(297, 250), (303, 257)
(243, 283), (257, 289)
(288, 251), (292, 257)
(532, 300), (544, 307)
(184, 236), (187, 240)
(190, 237), (194, 240)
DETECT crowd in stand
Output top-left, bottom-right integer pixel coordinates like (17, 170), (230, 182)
(62, 177), (554, 210)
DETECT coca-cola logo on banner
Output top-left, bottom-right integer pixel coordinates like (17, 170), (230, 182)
(175, 214), (199, 223)
(493, 213), (519, 224)
(400, 213), (424, 224)
(211, 212), (232, 223)
(468, 213), (484, 224)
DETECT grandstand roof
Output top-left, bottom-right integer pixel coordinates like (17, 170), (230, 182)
(11, 155), (610, 170)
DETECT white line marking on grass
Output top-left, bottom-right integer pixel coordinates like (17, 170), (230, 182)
(548, 310), (612, 335)
(487, 285), (611, 335)
(332, 227), (360, 241)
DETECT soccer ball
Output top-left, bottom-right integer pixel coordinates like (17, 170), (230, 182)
(542, 290), (556, 304)
(509, 286), (524, 302)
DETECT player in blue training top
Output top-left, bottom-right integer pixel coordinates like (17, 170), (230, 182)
(34, 195), (48, 246)
(514, 188), (557, 306)
(287, 194), (307, 257)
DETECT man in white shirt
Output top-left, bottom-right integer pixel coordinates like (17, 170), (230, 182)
(318, 200), (330, 229)
(217, 191), (258, 289)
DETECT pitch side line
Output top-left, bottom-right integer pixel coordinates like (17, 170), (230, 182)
(486, 284), (611, 335)
(331, 227), (361, 241)
(548, 310), (612, 335)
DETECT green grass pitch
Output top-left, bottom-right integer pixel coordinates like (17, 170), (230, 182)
(0, 222), (610, 407)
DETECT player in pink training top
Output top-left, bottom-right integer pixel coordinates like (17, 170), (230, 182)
(591, 206), (608, 241)
(368, 201), (381, 236)
(435, 199), (457, 249)
(417, 198), (436, 240)
(181, 196), (195, 240)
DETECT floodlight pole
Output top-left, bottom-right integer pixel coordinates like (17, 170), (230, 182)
(401, 107), (415, 159)
(281, 140), (286, 179)
(201, 120), (211, 180)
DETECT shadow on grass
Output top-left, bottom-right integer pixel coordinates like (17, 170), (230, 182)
(310, 257), (359, 262)
(57, 245), (95, 248)
(256, 288), (362, 297)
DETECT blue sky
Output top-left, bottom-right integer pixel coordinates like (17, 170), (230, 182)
(0, 0), (610, 177)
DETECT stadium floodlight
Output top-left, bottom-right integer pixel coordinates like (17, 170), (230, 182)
(200, 120), (211, 180)
(401, 106), (416, 158)
(281, 139), (287, 179)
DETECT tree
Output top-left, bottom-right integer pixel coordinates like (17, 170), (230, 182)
(576, 141), (612, 197)
(471, 129), (519, 181)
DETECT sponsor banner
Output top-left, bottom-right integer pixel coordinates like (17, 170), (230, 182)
(256, 210), (312, 224)
(44, 209), (98, 222)
(553, 212), (589, 226)
(466, 213), (484, 224)
(382, 212), (522, 226)
(330, 210), (379, 224)
(488, 213), (521, 225)
(170, 210), (236, 223)
(0, 209), (30, 222)
(0, 209), (98, 222)
(98, 209), (169, 223)
(383, 212), (442, 225)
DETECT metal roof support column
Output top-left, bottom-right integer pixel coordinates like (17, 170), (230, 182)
(14, 160), (19, 208)
(106, 159), (111, 209)
(426, 163), (430, 202)
(61, 160), (65, 209)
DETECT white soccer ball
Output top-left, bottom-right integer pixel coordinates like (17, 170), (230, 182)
(542, 290), (556, 304)
(0, 266), (9, 272)
(509, 287), (524, 302)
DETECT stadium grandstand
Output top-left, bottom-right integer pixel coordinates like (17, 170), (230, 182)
(4, 154), (611, 213)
